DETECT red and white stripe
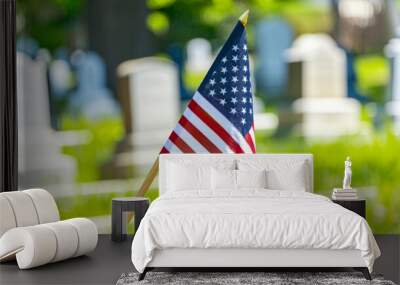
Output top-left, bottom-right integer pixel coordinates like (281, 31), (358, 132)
(161, 91), (256, 154)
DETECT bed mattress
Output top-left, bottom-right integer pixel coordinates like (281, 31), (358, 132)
(131, 190), (380, 273)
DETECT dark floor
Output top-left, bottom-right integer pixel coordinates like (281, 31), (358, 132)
(0, 235), (399, 285)
(0, 235), (134, 285)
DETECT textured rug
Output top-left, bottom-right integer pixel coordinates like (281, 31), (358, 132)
(116, 271), (396, 285)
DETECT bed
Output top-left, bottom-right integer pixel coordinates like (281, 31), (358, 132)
(131, 154), (380, 280)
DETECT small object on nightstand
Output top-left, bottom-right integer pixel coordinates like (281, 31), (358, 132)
(332, 188), (358, 200)
(332, 198), (366, 218)
(333, 156), (359, 200)
(343, 156), (352, 190)
(112, 197), (149, 242)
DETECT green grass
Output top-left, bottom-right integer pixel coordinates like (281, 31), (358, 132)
(355, 54), (389, 103)
(61, 116), (124, 182)
(255, 129), (400, 234)
(57, 115), (400, 234)
(58, 189), (159, 220)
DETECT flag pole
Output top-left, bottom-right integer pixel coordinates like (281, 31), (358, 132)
(129, 157), (158, 222)
(239, 10), (249, 27)
(136, 156), (159, 197)
(135, 9), (249, 198)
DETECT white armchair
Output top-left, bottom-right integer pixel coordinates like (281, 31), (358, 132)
(0, 188), (98, 269)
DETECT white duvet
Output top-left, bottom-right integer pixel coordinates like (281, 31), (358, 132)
(131, 190), (380, 273)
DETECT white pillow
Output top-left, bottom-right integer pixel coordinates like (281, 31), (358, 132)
(266, 164), (307, 191)
(237, 159), (309, 191)
(212, 169), (268, 190)
(236, 169), (267, 189)
(211, 168), (236, 190)
(167, 162), (211, 191)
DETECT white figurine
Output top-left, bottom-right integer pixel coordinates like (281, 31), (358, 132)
(343, 156), (352, 190)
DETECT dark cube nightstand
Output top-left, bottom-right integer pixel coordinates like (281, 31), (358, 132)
(112, 197), (149, 242)
(332, 199), (366, 218)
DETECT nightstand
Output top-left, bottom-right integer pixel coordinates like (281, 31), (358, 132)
(332, 199), (366, 218)
(111, 197), (149, 242)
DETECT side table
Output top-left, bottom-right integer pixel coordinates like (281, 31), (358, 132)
(332, 199), (366, 218)
(112, 197), (149, 242)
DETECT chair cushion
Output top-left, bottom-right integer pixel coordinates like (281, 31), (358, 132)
(0, 196), (17, 237)
(0, 191), (39, 227)
(23, 188), (59, 224)
(0, 218), (98, 269)
(64, 218), (98, 257)
(0, 189), (60, 238)
(0, 226), (57, 269)
(42, 221), (79, 262)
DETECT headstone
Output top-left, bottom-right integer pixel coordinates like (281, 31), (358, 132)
(186, 38), (213, 73)
(49, 59), (73, 99)
(69, 51), (120, 120)
(48, 53), (74, 129)
(253, 97), (279, 131)
(17, 52), (76, 188)
(36, 48), (52, 63)
(385, 38), (400, 134)
(255, 18), (293, 99)
(282, 34), (361, 138)
(102, 57), (180, 178)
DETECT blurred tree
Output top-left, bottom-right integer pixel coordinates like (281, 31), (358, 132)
(86, 0), (156, 92)
(17, 0), (332, 54)
(146, 0), (331, 50)
(17, 0), (85, 51)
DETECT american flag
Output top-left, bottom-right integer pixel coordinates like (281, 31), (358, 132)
(161, 19), (255, 154)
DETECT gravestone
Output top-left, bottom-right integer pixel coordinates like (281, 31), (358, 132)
(102, 57), (180, 178)
(36, 48), (52, 63)
(49, 58), (72, 99)
(17, 52), (76, 188)
(185, 38), (213, 74)
(253, 97), (279, 131)
(385, 38), (400, 134)
(69, 51), (120, 120)
(48, 53), (74, 129)
(255, 18), (293, 100)
(282, 34), (361, 138)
